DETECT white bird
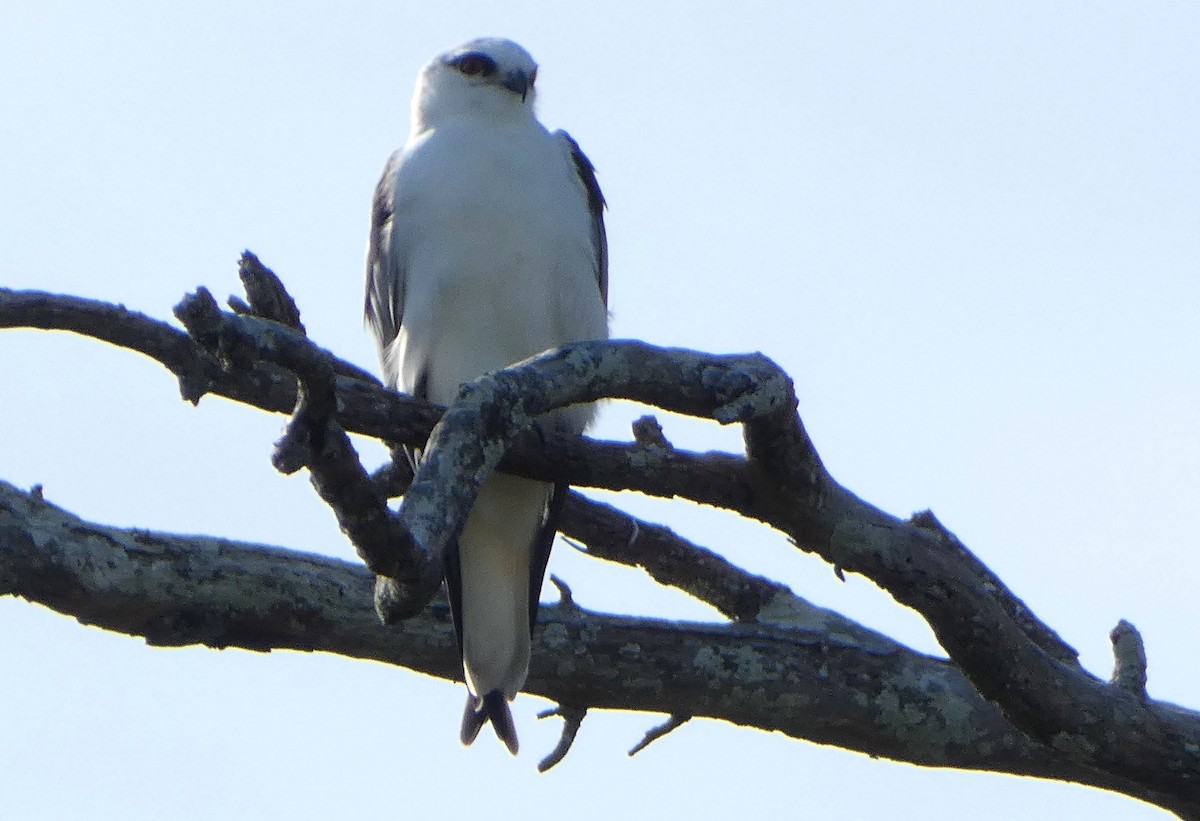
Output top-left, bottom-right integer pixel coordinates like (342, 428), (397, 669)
(364, 37), (608, 754)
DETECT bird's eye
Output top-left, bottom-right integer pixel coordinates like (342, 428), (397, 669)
(451, 52), (497, 77)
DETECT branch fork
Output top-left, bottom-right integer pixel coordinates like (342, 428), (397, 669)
(7, 256), (1200, 815)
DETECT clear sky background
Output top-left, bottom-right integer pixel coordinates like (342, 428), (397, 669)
(2, 2), (1197, 819)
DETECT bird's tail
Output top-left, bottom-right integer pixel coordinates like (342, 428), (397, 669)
(461, 689), (519, 755)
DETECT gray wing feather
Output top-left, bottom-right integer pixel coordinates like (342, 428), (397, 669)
(518, 133), (606, 699)
(364, 150), (406, 382)
(556, 130), (608, 308)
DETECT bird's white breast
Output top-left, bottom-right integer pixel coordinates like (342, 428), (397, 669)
(388, 119), (607, 416)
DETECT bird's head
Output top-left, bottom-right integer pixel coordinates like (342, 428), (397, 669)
(412, 38), (539, 129)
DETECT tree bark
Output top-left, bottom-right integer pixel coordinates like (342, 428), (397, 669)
(2, 277), (1198, 817)
(2, 479), (1193, 815)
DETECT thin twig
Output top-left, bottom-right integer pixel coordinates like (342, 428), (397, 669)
(628, 714), (690, 757)
(547, 574), (579, 611)
(536, 705), (588, 772)
(1110, 619), (1148, 699)
(235, 250), (306, 333)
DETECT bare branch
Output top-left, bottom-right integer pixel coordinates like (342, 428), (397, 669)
(765, 477), (1200, 801)
(373, 302), (1200, 806)
(5, 477), (1196, 816)
(563, 492), (791, 624)
(233, 250), (307, 334)
(389, 339), (796, 574)
(171, 288), (440, 613)
(1111, 619), (1149, 699)
(546, 574), (579, 612)
(628, 715), (690, 757)
(5, 282), (1200, 815)
(536, 705), (587, 772)
(630, 414), (672, 449)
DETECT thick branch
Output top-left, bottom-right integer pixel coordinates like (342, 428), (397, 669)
(758, 472), (1200, 803)
(372, 460), (850, 630)
(0, 287), (793, 622)
(0, 286), (441, 445)
(172, 286), (441, 614)
(1, 479), (1191, 816)
(391, 310), (1200, 806)
(393, 340), (793, 580)
(5, 285), (1199, 815)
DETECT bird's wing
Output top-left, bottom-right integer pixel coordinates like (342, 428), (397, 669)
(363, 149), (407, 387)
(556, 130), (608, 308)
(364, 149), (426, 474)
(528, 481), (568, 634)
(443, 530), (466, 651)
(522, 132), (608, 638)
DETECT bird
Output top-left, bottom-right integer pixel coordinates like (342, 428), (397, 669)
(363, 37), (609, 755)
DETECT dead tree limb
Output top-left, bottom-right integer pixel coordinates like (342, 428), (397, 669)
(2, 276), (1198, 816)
(1, 479), (1193, 816)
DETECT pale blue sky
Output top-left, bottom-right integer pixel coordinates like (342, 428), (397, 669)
(2, 3), (1197, 818)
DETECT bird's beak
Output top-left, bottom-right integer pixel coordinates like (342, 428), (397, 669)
(502, 69), (530, 102)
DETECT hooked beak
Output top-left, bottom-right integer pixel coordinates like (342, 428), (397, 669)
(501, 69), (530, 102)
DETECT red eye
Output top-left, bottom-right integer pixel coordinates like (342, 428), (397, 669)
(452, 52), (496, 77)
